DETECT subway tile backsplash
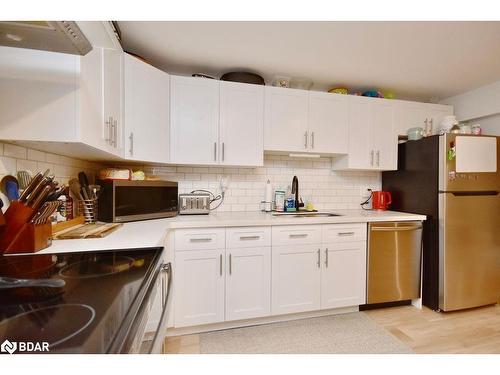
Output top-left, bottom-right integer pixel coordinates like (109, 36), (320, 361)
(119, 155), (381, 212)
(1, 141), (381, 212)
(0, 142), (101, 186)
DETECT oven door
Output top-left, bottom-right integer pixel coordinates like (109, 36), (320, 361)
(126, 262), (172, 354)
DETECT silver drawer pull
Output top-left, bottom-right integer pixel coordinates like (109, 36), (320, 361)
(239, 235), (260, 240)
(289, 233), (308, 238)
(338, 232), (355, 236)
(190, 238), (213, 242)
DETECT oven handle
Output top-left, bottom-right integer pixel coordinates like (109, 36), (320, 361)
(149, 262), (172, 354)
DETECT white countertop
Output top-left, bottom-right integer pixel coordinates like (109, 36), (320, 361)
(30, 210), (425, 255)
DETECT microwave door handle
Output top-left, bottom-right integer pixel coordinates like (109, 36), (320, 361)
(149, 263), (172, 354)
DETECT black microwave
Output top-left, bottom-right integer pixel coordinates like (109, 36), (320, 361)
(97, 180), (178, 222)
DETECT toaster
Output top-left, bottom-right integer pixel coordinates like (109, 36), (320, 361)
(179, 193), (211, 215)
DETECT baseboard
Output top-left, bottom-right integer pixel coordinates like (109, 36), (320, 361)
(166, 306), (359, 336)
(359, 300), (412, 311)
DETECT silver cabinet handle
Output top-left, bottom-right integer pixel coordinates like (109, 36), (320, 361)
(229, 253), (232, 275)
(222, 142), (225, 162)
(317, 249), (321, 268)
(376, 150), (380, 166)
(370, 150), (374, 166)
(304, 131), (308, 149)
(325, 248), (329, 268)
(129, 132), (134, 156)
(105, 116), (112, 143)
(289, 233), (308, 238)
(214, 142), (217, 161)
(311, 131), (315, 149)
(113, 118), (118, 147)
(219, 253), (223, 276)
(239, 235), (260, 240)
(338, 231), (355, 236)
(189, 237), (213, 242)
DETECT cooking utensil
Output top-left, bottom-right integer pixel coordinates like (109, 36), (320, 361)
(1, 175), (19, 201)
(220, 71), (265, 85)
(6, 180), (19, 201)
(88, 185), (101, 200)
(69, 178), (84, 200)
(78, 172), (90, 199)
(19, 172), (43, 202)
(0, 276), (65, 289)
(17, 170), (32, 191)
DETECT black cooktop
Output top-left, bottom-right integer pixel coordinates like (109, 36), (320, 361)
(0, 248), (163, 354)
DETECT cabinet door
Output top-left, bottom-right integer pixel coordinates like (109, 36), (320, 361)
(174, 249), (225, 327)
(226, 247), (271, 321)
(124, 54), (169, 163)
(371, 101), (396, 170)
(219, 81), (264, 166)
(0, 46), (78, 142)
(346, 97), (372, 168)
(170, 76), (219, 165)
(308, 92), (348, 154)
(393, 101), (427, 137)
(264, 86), (309, 152)
(272, 245), (321, 315)
(426, 105), (453, 135)
(103, 48), (123, 154)
(321, 242), (367, 309)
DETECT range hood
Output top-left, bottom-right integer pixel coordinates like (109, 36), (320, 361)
(0, 21), (92, 55)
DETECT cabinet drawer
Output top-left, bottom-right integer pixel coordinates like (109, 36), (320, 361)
(272, 225), (322, 246)
(174, 228), (225, 251)
(322, 224), (367, 243)
(226, 227), (271, 248)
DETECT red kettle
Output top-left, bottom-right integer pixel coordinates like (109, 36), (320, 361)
(372, 191), (392, 210)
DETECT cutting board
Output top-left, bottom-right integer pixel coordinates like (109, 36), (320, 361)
(53, 223), (122, 239)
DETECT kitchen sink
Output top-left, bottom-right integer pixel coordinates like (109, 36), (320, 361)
(272, 212), (343, 218)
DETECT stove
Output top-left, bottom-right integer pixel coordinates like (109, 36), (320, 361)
(0, 247), (168, 354)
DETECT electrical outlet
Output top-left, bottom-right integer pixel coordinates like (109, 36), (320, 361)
(220, 176), (230, 194)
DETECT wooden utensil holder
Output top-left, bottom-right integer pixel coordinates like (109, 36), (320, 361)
(0, 201), (52, 254)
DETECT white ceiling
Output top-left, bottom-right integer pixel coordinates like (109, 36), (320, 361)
(117, 21), (500, 102)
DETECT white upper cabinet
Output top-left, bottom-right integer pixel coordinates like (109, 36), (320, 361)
(332, 96), (397, 171)
(219, 81), (264, 166)
(393, 101), (453, 136)
(264, 86), (309, 152)
(0, 46), (124, 158)
(308, 92), (349, 154)
(264, 86), (349, 155)
(170, 76), (220, 165)
(372, 101), (397, 170)
(123, 53), (169, 163)
(0, 46), (79, 142)
(80, 47), (123, 155)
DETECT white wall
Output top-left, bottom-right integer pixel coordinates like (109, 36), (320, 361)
(475, 114), (500, 136)
(117, 155), (381, 212)
(440, 79), (500, 121)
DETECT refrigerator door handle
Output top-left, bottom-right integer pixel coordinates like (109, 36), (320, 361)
(440, 190), (499, 196)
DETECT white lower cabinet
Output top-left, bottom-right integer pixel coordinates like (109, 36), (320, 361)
(173, 224), (367, 329)
(226, 247), (271, 321)
(174, 249), (225, 328)
(321, 242), (367, 309)
(271, 244), (321, 315)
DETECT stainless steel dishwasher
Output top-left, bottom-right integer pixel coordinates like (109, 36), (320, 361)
(367, 221), (423, 304)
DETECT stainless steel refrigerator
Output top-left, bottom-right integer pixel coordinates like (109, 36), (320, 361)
(383, 133), (500, 311)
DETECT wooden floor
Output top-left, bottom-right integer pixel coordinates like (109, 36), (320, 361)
(164, 304), (500, 354)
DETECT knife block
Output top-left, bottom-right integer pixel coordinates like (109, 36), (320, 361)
(2, 222), (52, 254)
(0, 201), (52, 254)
